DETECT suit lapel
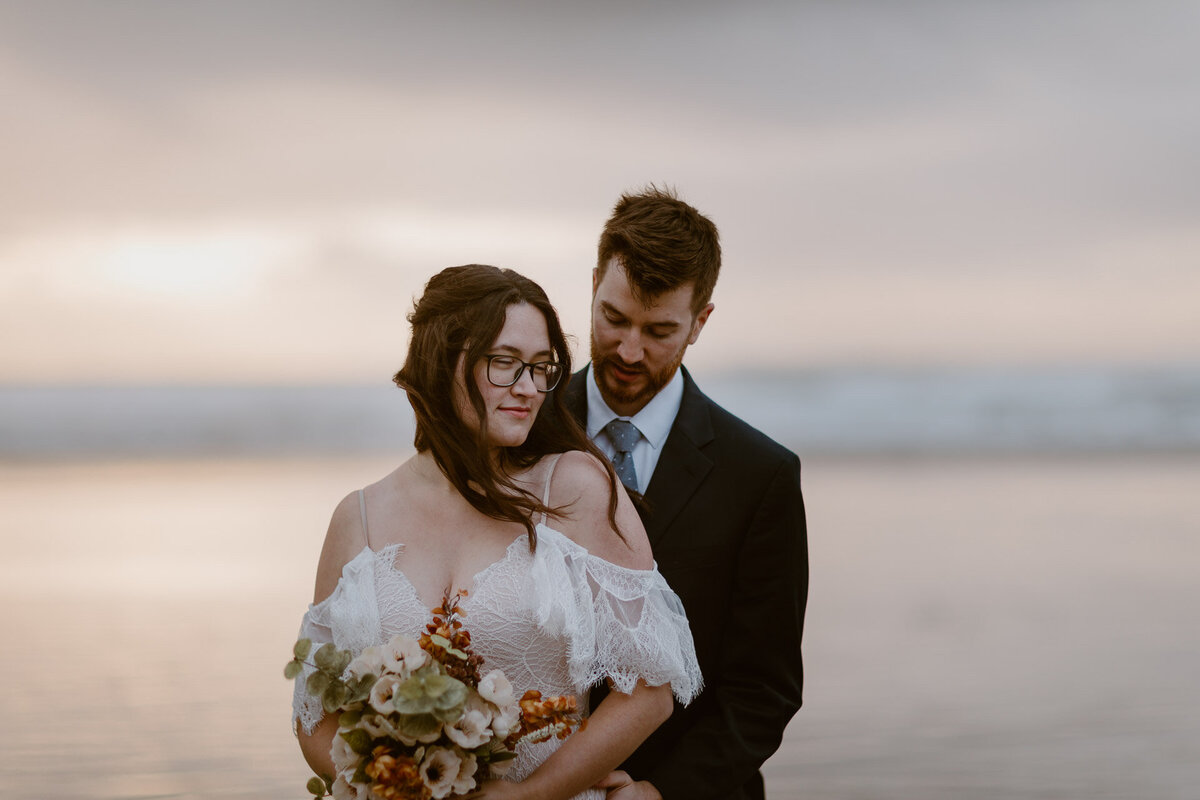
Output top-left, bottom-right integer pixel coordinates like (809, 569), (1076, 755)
(640, 368), (714, 547)
(565, 365), (715, 548)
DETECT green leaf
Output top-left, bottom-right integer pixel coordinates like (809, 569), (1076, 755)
(306, 671), (331, 697)
(340, 727), (373, 755)
(314, 642), (340, 672)
(396, 712), (441, 740)
(338, 707), (364, 727)
(294, 639), (313, 660)
(428, 633), (468, 660)
(336, 650), (353, 675)
(306, 776), (326, 796)
(284, 660), (303, 680)
(348, 674), (375, 704)
(322, 682), (349, 714)
(432, 677), (468, 711)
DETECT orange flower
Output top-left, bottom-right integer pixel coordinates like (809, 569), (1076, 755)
(364, 744), (428, 799)
(504, 690), (585, 748)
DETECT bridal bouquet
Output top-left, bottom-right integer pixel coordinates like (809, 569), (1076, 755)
(285, 590), (585, 800)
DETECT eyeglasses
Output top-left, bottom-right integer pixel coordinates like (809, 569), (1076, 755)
(484, 354), (564, 392)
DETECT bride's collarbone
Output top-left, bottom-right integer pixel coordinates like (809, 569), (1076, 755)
(384, 513), (527, 568)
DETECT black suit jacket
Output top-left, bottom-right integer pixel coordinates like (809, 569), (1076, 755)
(566, 366), (808, 800)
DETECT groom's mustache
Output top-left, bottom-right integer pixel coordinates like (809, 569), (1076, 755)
(601, 356), (646, 374)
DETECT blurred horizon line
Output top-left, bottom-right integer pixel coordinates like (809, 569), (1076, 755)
(3, 363), (1199, 459)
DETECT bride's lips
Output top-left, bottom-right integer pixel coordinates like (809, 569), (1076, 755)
(498, 406), (532, 419)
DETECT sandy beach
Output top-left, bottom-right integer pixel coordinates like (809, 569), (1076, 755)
(2, 453), (1197, 799)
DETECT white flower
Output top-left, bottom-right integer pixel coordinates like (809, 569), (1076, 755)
(420, 746), (462, 799)
(477, 670), (515, 708)
(331, 732), (358, 772)
(348, 644), (387, 679)
(368, 673), (404, 714)
(331, 772), (364, 800)
(451, 750), (479, 796)
(444, 706), (493, 749)
(359, 714), (396, 739)
(490, 698), (520, 738)
(382, 635), (427, 676)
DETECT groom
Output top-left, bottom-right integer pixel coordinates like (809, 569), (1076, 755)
(566, 187), (808, 800)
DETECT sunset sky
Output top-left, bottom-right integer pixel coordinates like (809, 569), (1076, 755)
(2, 2), (1197, 383)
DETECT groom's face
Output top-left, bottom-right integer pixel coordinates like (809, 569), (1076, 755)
(590, 259), (712, 417)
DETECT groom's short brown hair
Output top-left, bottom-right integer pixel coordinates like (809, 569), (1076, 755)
(596, 185), (721, 316)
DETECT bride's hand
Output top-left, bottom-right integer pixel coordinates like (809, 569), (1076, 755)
(593, 770), (662, 800)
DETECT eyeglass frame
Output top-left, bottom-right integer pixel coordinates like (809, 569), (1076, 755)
(482, 354), (565, 392)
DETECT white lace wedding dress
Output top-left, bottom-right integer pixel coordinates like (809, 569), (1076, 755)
(292, 464), (702, 800)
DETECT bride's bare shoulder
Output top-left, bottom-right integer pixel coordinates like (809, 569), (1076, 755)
(312, 464), (406, 603)
(544, 450), (653, 569)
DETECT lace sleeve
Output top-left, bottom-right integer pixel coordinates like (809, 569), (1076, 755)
(292, 602), (333, 736)
(291, 551), (383, 735)
(531, 527), (703, 704)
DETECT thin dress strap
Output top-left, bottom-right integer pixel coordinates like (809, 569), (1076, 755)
(357, 488), (371, 549)
(540, 453), (565, 525)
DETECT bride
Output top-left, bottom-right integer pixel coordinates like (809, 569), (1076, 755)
(293, 265), (701, 799)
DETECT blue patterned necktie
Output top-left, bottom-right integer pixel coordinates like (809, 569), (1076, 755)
(603, 418), (641, 493)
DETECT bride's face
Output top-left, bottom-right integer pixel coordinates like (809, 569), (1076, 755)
(454, 302), (555, 450)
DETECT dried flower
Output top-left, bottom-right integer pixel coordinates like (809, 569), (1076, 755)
(364, 743), (427, 800)
(369, 673), (405, 715)
(418, 746), (461, 799)
(331, 732), (358, 772)
(331, 772), (363, 800)
(450, 750), (478, 796)
(348, 644), (387, 679)
(287, 589), (585, 799)
(444, 704), (492, 749)
(382, 634), (428, 677)
(477, 670), (515, 708)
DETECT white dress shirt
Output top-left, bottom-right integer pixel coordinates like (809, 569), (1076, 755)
(586, 364), (685, 495)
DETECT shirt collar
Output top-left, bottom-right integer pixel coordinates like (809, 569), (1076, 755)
(585, 364), (684, 451)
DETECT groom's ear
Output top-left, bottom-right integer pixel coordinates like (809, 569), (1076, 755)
(688, 303), (715, 345)
(591, 267), (600, 295)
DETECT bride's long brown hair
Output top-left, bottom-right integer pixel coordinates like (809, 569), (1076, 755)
(394, 264), (621, 550)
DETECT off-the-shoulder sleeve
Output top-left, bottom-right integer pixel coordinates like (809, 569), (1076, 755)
(530, 527), (703, 704)
(291, 553), (382, 735)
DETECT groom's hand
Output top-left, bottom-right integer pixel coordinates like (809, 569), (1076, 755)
(594, 770), (662, 800)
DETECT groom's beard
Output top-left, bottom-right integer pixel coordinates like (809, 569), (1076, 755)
(590, 337), (688, 413)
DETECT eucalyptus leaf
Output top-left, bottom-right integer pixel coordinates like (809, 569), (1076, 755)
(340, 727), (373, 755)
(433, 703), (466, 723)
(284, 660), (303, 680)
(306, 671), (331, 697)
(294, 639), (313, 660)
(322, 682), (349, 714)
(393, 676), (435, 714)
(306, 776), (326, 796)
(396, 712), (441, 739)
(428, 633), (468, 660)
(314, 642), (340, 672)
(424, 674), (468, 711)
(339, 708), (364, 728)
(348, 675), (375, 704)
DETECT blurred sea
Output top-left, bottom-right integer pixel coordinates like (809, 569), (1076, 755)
(4, 365), (1200, 457)
(2, 365), (1198, 798)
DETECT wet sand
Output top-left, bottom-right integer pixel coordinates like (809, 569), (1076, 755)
(1, 454), (1197, 798)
